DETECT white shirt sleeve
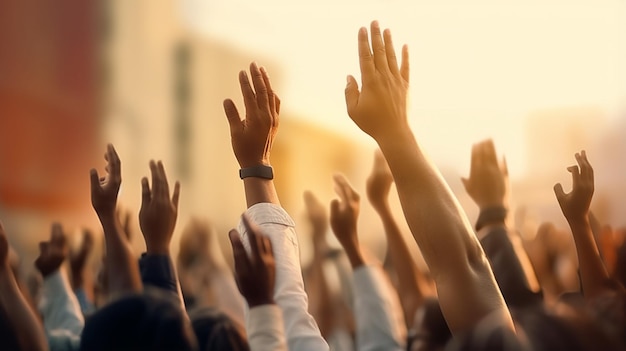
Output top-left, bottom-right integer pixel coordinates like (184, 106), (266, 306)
(38, 269), (84, 351)
(247, 304), (288, 351)
(352, 265), (407, 351)
(237, 202), (329, 351)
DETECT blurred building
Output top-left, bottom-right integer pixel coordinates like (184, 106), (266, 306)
(0, 0), (105, 260)
(103, 0), (373, 260)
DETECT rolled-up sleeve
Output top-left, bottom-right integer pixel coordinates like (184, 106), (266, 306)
(237, 203), (329, 351)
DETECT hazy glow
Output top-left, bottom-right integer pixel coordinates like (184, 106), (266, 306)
(180, 0), (625, 178)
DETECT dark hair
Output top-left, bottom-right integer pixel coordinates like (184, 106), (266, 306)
(80, 289), (198, 351)
(188, 307), (249, 351)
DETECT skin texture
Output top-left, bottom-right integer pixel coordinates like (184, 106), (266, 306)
(0, 223), (49, 351)
(330, 174), (365, 269)
(344, 21), (513, 335)
(90, 144), (142, 300)
(367, 150), (430, 326)
(224, 63), (281, 207)
(35, 223), (69, 278)
(554, 151), (624, 299)
(139, 160), (181, 255)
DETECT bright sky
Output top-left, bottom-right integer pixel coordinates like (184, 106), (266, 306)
(180, 0), (626, 178)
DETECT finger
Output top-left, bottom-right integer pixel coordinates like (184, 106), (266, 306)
(578, 150), (593, 182)
(223, 99), (242, 133)
(239, 70), (257, 116)
(242, 214), (261, 258)
(39, 241), (50, 256)
(482, 139), (498, 165)
(229, 229), (251, 276)
(370, 21), (388, 72)
(330, 199), (340, 224)
(400, 45), (410, 82)
(345, 75), (360, 116)
(172, 181), (181, 209)
(157, 161), (170, 199)
(553, 183), (566, 201)
(383, 29), (400, 76)
(260, 66), (276, 114)
(249, 62), (269, 109)
(141, 177), (151, 204)
(567, 165), (581, 190)
(107, 144), (121, 180)
(303, 191), (317, 209)
(89, 169), (100, 193)
(333, 174), (350, 203)
(261, 236), (272, 256)
(51, 222), (65, 244)
(357, 27), (375, 77)
(149, 160), (160, 198)
(275, 95), (281, 115)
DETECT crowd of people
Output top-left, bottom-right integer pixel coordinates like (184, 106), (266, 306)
(0, 21), (625, 351)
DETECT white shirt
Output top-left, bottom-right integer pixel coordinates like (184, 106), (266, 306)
(39, 269), (84, 351)
(353, 265), (407, 351)
(237, 202), (329, 351)
(247, 304), (288, 351)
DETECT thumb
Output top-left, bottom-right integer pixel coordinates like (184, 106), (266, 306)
(344, 75), (360, 116)
(89, 169), (100, 193)
(223, 99), (242, 133)
(553, 183), (566, 202)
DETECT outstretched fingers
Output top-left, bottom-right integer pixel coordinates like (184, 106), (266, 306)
(358, 27), (375, 77)
(400, 45), (410, 82)
(383, 29), (399, 76)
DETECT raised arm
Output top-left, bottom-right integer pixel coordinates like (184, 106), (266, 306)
(330, 173), (407, 351)
(224, 63), (328, 351)
(69, 229), (96, 314)
(35, 223), (84, 350)
(138, 160), (185, 308)
(230, 215), (286, 351)
(554, 151), (622, 298)
(462, 140), (542, 309)
(90, 144), (142, 300)
(367, 150), (430, 325)
(344, 21), (512, 334)
(0, 223), (49, 351)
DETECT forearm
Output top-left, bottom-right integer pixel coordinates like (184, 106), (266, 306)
(244, 178), (280, 208)
(567, 216), (613, 298)
(377, 131), (512, 333)
(100, 215), (142, 299)
(377, 205), (425, 324)
(0, 266), (49, 351)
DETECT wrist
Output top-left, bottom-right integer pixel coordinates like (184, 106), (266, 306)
(146, 243), (170, 256)
(476, 206), (508, 231)
(566, 215), (590, 228)
(246, 296), (275, 308)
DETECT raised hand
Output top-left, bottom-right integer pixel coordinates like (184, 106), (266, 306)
(329, 174), (363, 268)
(303, 191), (329, 243)
(90, 144), (122, 217)
(229, 215), (275, 308)
(345, 21), (410, 142)
(554, 150), (594, 222)
(366, 150), (394, 212)
(462, 140), (509, 210)
(69, 229), (94, 288)
(35, 223), (69, 278)
(139, 160), (181, 255)
(224, 62), (280, 168)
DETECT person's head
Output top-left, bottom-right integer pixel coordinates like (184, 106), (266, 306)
(80, 288), (198, 351)
(188, 307), (249, 351)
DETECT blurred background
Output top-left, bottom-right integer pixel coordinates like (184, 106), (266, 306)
(0, 0), (625, 271)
